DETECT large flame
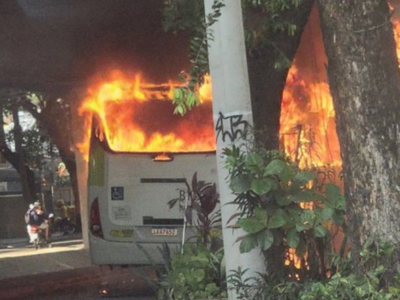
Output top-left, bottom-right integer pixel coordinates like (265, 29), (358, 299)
(280, 65), (341, 170)
(279, 6), (341, 171)
(76, 7), (400, 277)
(280, 3), (400, 273)
(78, 71), (215, 158)
(280, 4), (400, 170)
(78, 5), (400, 167)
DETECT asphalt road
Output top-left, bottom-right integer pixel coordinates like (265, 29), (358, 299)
(0, 236), (91, 280)
(0, 234), (157, 300)
(0, 238), (84, 259)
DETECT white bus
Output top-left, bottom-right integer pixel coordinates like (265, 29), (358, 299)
(87, 128), (218, 265)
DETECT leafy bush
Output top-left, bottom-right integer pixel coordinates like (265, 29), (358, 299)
(168, 172), (221, 247)
(224, 144), (346, 280)
(158, 244), (226, 300)
(228, 239), (400, 300)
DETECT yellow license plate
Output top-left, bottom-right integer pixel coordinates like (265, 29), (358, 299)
(151, 228), (178, 236)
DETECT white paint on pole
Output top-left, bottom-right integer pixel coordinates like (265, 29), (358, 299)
(204, 0), (265, 298)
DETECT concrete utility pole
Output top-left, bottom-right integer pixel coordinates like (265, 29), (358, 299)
(204, 0), (265, 299)
(69, 89), (90, 249)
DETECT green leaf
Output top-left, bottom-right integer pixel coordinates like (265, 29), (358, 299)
(286, 228), (300, 248)
(256, 229), (274, 251)
(268, 178), (279, 190)
(230, 174), (252, 193)
(296, 223), (306, 232)
(293, 171), (316, 185)
(186, 91), (197, 107)
(173, 88), (184, 101)
(245, 153), (264, 171)
(290, 190), (325, 203)
(238, 217), (265, 233)
(314, 225), (328, 238)
(239, 235), (258, 253)
(268, 208), (288, 229)
(279, 164), (296, 183)
(250, 178), (271, 195)
(264, 159), (285, 176)
(318, 207), (334, 222)
(191, 268), (205, 283)
(276, 195), (292, 206)
(300, 210), (315, 229)
(325, 183), (340, 200)
(254, 207), (268, 225)
(325, 183), (345, 209)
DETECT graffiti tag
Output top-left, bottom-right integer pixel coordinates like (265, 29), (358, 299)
(215, 112), (250, 143)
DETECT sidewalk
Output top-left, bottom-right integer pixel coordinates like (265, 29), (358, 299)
(0, 232), (82, 250)
(0, 234), (156, 300)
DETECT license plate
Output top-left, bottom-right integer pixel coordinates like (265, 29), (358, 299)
(110, 229), (134, 238)
(151, 228), (178, 236)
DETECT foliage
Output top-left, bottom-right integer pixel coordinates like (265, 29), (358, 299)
(162, 0), (305, 114)
(224, 142), (346, 280)
(241, 0), (302, 70)
(7, 121), (54, 169)
(0, 89), (59, 171)
(227, 239), (400, 300)
(164, 0), (224, 116)
(168, 172), (221, 247)
(157, 243), (227, 300)
(228, 267), (303, 300)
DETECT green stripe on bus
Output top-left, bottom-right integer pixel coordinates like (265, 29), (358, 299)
(88, 140), (105, 186)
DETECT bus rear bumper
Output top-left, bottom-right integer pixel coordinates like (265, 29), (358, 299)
(89, 234), (181, 265)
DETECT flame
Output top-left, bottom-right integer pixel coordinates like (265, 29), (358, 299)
(395, 22), (400, 65)
(78, 71), (215, 159)
(280, 4), (400, 275)
(280, 65), (341, 169)
(280, 4), (400, 170)
(153, 153), (174, 161)
(391, 7), (400, 66)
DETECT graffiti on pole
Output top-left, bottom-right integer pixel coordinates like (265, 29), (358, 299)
(215, 112), (250, 143)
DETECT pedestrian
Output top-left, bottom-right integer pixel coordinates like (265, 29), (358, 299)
(56, 199), (69, 235)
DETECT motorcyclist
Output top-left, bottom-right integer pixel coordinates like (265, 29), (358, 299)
(28, 201), (51, 243)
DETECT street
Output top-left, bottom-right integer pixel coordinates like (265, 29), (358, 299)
(0, 234), (156, 300)
(29, 284), (156, 300)
(0, 237), (83, 259)
(31, 292), (155, 300)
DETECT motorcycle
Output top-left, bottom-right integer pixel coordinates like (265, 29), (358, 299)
(30, 223), (51, 249)
(49, 215), (76, 235)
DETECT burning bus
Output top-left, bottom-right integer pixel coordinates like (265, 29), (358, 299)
(81, 71), (218, 265)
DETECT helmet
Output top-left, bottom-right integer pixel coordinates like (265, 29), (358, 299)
(33, 201), (41, 208)
(57, 199), (65, 207)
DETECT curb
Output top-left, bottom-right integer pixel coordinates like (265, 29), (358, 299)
(0, 265), (156, 300)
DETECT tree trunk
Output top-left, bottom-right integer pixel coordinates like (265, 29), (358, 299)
(12, 105), (34, 202)
(245, 0), (315, 149)
(38, 97), (80, 215)
(317, 0), (400, 277)
(23, 95), (81, 219)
